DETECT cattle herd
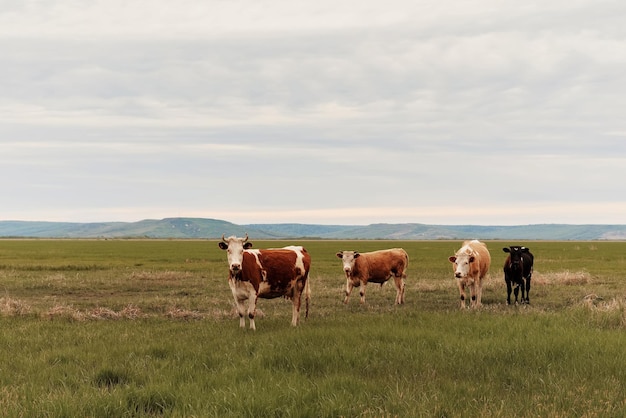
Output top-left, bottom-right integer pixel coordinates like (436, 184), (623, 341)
(219, 235), (534, 330)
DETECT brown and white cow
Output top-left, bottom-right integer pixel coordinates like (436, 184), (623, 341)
(336, 248), (409, 305)
(218, 234), (311, 330)
(448, 240), (491, 309)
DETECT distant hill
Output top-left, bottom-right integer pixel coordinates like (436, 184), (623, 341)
(0, 218), (267, 239)
(249, 222), (626, 240)
(1, 218), (626, 240)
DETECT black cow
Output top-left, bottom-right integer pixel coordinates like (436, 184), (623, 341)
(503, 246), (534, 304)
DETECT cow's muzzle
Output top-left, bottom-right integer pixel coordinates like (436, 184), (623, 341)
(455, 272), (462, 278)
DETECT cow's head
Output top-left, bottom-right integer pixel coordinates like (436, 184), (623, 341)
(448, 250), (475, 279)
(336, 250), (360, 277)
(218, 234), (252, 277)
(503, 246), (528, 272)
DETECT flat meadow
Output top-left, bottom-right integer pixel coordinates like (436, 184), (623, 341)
(0, 239), (625, 417)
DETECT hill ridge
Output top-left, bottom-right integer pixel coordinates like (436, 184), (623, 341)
(1, 218), (626, 240)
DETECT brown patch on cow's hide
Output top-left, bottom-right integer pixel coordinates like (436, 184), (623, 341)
(240, 252), (263, 288)
(355, 250), (408, 284)
(257, 249), (298, 295)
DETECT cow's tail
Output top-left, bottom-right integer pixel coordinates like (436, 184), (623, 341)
(304, 275), (311, 319)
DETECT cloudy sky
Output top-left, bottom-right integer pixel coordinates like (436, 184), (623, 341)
(1, 0), (625, 225)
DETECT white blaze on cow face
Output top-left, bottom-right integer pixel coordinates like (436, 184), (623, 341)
(218, 234), (252, 276)
(336, 251), (360, 277)
(448, 248), (475, 280)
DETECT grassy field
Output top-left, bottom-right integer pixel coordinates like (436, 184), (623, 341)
(0, 239), (625, 417)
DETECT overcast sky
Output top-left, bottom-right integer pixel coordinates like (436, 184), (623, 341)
(1, 0), (625, 225)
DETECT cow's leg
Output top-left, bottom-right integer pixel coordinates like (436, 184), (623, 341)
(505, 274), (513, 305)
(393, 275), (405, 304)
(304, 277), (311, 319)
(525, 275), (531, 304)
(513, 284), (520, 304)
(458, 281), (466, 309)
(235, 298), (247, 328)
(229, 279), (247, 328)
(469, 281), (477, 308)
(359, 281), (367, 304)
(231, 293), (247, 328)
(291, 282), (303, 327)
(247, 291), (258, 331)
(519, 280), (526, 304)
(344, 279), (354, 304)
(475, 278), (483, 307)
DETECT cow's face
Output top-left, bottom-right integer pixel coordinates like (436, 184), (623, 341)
(336, 251), (360, 277)
(218, 234), (253, 276)
(448, 252), (475, 279)
(503, 246), (526, 272)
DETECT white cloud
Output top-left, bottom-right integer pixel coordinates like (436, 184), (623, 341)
(1, 0), (625, 225)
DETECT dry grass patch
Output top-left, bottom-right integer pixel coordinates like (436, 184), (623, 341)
(0, 387), (20, 411)
(44, 304), (85, 321)
(166, 307), (205, 320)
(205, 308), (241, 321)
(581, 294), (626, 312)
(118, 304), (145, 319)
(130, 271), (193, 281)
(579, 294), (626, 328)
(44, 304), (146, 321)
(533, 270), (592, 286)
(0, 297), (31, 316)
(415, 279), (455, 293)
(88, 307), (120, 320)
(44, 272), (67, 281)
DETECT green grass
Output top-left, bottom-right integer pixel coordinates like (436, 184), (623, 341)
(0, 239), (625, 416)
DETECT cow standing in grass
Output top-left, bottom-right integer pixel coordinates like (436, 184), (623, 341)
(218, 234), (311, 330)
(336, 249), (409, 305)
(503, 246), (534, 305)
(448, 240), (491, 309)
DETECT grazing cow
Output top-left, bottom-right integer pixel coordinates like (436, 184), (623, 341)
(503, 246), (534, 305)
(448, 240), (491, 309)
(218, 234), (311, 330)
(336, 248), (409, 305)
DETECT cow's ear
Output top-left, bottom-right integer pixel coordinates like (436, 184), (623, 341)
(218, 242), (228, 250)
(448, 256), (456, 263)
(354, 252), (360, 258)
(336, 252), (344, 259)
(469, 256), (475, 263)
(243, 242), (253, 249)
(503, 247), (511, 253)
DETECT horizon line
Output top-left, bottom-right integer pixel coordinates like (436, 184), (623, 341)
(1, 217), (625, 228)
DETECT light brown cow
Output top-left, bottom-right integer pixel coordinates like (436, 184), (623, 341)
(219, 234), (311, 330)
(448, 240), (491, 309)
(336, 249), (409, 305)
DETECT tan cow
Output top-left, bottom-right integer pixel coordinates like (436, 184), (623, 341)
(448, 240), (491, 309)
(336, 249), (409, 305)
(219, 234), (311, 330)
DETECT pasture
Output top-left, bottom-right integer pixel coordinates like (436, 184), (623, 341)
(0, 239), (625, 417)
